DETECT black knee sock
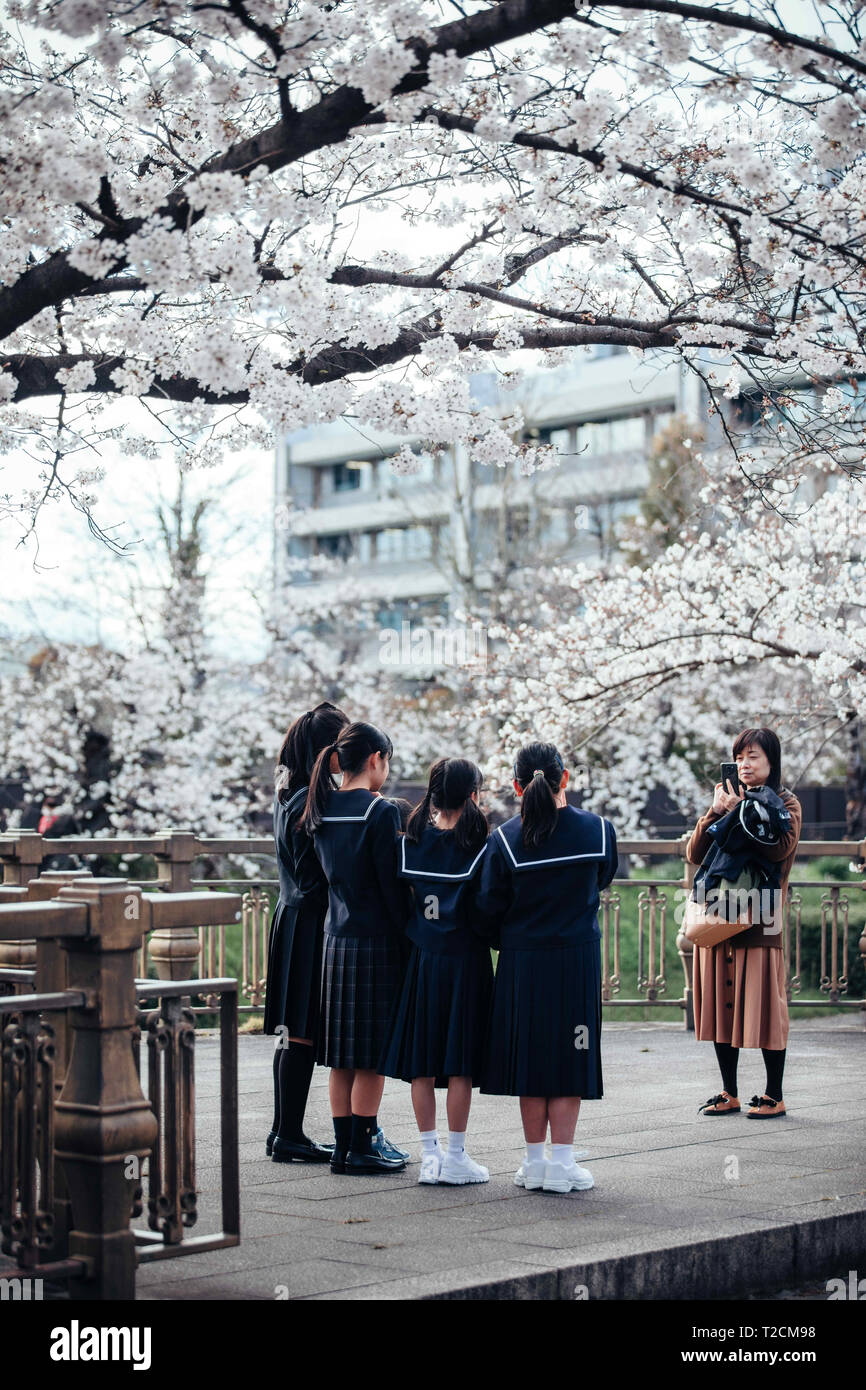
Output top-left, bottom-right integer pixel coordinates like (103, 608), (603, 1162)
(271, 1048), (281, 1134)
(350, 1113), (378, 1157)
(713, 1042), (739, 1098)
(332, 1114), (352, 1159)
(275, 1042), (315, 1142)
(762, 1048), (786, 1102)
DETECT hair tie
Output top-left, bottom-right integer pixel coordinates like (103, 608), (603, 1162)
(532, 768), (545, 779)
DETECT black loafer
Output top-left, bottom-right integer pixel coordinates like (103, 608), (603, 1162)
(266, 1130), (277, 1157)
(272, 1136), (333, 1164)
(330, 1150), (348, 1175)
(344, 1149), (406, 1175)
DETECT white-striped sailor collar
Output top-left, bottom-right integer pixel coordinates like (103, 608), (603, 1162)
(400, 835), (487, 880)
(497, 807), (606, 868)
(276, 785), (308, 814)
(319, 789), (383, 823)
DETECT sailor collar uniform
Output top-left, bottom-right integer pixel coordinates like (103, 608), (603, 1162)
(477, 804), (618, 1099)
(398, 824), (489, 956)
(380, 821), (495, 1085)
(477, 805), (618, 951)
(312, 786), (409, 1072)
(494, 807), (609, 870)
(311, 787), (407, 939)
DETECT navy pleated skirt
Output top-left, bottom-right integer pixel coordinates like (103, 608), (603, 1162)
(379, 943), (494, 1086)
(317, 933), (403, 1070)
(263, 897), (325, 1039)
(481, 939), (603, 1098)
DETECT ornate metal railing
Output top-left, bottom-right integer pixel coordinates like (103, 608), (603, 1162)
(0, 988), (85, 1285)
(0, 874), (242, 1299)
(133, 979), (239, 1262)
(0, 829), (864, 1027)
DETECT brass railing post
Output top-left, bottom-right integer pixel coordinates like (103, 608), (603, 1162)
(52, 879), (158, 1300)
(149, 830), (203, 981)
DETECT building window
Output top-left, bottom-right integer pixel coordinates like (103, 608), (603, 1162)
(376, 526), (433, 562)
(377, 602), (407, 629)
(549, 427), (574, 459)
(573, 413), (647, 457)
(610, 415), (646, 451)
(333, 462), (361, 492)
(318, 532), (354, 560)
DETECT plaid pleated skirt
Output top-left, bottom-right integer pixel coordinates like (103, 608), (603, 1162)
(317, 933), (403, 1070)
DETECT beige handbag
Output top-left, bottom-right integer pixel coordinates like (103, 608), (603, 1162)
(683, 870), (755, 949)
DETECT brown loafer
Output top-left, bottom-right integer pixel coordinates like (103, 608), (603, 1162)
(698, 1091), (741, 1115)
(746, 1094), (786, 1118)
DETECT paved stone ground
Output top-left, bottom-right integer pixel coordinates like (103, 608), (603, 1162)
(133, 1014), (866, 1302)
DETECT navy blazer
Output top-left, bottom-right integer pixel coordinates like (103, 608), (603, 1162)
(475, 805), (619, 950)
(311, 788), (408, 939)
(399, 822), (489, 955)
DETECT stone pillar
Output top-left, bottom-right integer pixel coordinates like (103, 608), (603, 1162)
(52, 879), (158, 1300)
(26, 871), (93, 1262)
(149, 830), (202, 981)
(0, 831), (46, 971)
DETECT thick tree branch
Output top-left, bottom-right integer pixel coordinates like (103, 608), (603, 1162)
(591, 1), (866, 79)
(0, 0), (581, 343)
(1, 313), (786, 405)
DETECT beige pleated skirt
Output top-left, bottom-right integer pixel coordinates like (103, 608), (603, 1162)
(693, 942), (789, 1050)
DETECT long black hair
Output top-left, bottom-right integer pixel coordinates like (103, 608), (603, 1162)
(300, 721), (393, 834)
(275, 702), (349, 800)
(732, 727), (782, 792)
(406, 757), (488, 853)
(513, 741), (565, 847)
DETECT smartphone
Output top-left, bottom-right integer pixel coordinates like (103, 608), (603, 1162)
(720, 762), (740, 796)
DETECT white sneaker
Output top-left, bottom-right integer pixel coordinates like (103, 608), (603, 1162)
(439, 1150), (489, 1185)
(543, 1159), (594, 1193)
(418, 1150), (442, 1184)
(513, 1158), (546, 1191)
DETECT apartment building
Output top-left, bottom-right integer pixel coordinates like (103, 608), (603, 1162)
(273, 348), (708, 651)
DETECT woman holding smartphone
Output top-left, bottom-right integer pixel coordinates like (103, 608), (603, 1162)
(686, 728), (802, 1119)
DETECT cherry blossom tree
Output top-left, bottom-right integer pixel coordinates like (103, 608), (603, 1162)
(1, 0), (864, 544)
(471, 442), (866, 834)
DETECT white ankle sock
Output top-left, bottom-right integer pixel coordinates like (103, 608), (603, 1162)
(420, 1130), (440, 1155)
(526, 1141), (546, 1163)
(447, 1131), (466, 1156)
(551, 1143), (573, 1165)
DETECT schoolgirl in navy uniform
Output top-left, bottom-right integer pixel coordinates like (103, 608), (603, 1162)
(476, 742), (618, 1194)
(379, 758), (493, 1186)
(301, 722), (410, 1175)
(264, 702), (348, 1163)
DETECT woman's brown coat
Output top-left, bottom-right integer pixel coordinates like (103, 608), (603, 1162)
(685, 787), (802, 1050)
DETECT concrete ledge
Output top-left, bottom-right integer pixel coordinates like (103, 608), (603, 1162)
(411, 1210), (866, 1301)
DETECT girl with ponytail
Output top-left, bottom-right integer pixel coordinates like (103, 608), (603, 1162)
(380, 758), (493, 1185)
(264, 702), (349, 1163)
(302, 722), (411, 1175)
(475, 741), (619, 1195)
